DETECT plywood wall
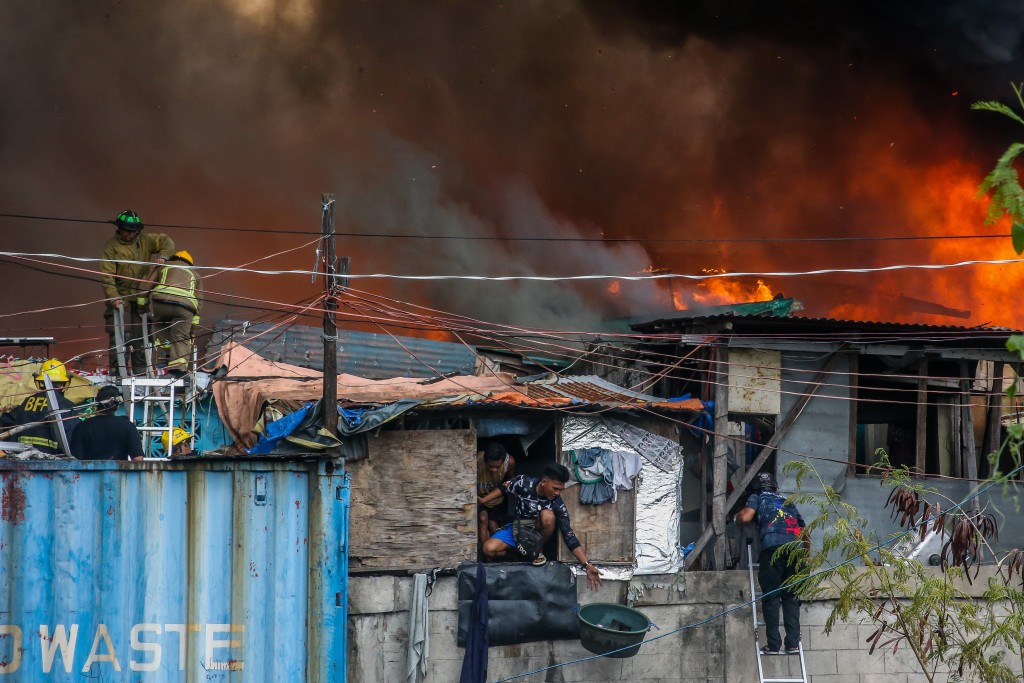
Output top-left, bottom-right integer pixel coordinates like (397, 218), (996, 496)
(348, 428), (477, 571)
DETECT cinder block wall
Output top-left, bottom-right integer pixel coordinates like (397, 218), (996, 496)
(347, 568), (1023, 683)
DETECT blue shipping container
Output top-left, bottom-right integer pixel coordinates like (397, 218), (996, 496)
(0, 458), (349, 682)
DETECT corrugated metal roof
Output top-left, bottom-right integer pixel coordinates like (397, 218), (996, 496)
(211, 319), (477, 379)
(0, 458), (349, 681)
(632, 313), (1019, 335)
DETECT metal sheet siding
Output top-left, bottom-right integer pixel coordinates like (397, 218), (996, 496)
(0, 459), (348, 682)
(213, 320), (477, 379)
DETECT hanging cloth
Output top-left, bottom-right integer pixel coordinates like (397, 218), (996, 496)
(459, 563), (489, 683)
(407, 573), (430, 683)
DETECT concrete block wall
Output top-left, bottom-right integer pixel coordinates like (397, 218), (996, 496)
(347, 568), (1024, 682)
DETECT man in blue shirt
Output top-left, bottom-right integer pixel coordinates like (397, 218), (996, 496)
(735, 471), (810, 655)
(478, 464), (602, 589)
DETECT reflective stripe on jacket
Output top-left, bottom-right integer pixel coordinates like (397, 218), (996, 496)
(150, 264), (201, 313)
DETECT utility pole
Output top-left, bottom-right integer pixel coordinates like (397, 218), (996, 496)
(321, 194), (339, 441)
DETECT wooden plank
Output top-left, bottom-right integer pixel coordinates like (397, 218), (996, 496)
(348, 428), (477, 571)
(557, 487), (636, 563)
(847, 352), (859, 477)
(916, 359), (928, 475)
(959, 361), (979, 514)
(685, 351), (843, 570)
(712, 347), (730, 570)
(984, 362), (1005, 464)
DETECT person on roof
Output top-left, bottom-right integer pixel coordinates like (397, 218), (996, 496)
(479, 463), (603, 589)
(476, 442), (517, 545)
(70, 385), (144, 461)
(0, 359), (80, 454)
(100, 210), (175, 375)
(734, 471), (811, 656)
(137, 249), (203, 377)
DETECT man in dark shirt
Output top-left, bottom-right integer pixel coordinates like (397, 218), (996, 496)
(0, 359), (79, 454)
(71, 385), (145, 461)
(479, 464), (603, 589)
(735, 471), (810, 655)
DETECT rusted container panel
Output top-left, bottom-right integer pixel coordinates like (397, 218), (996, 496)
(0, 458), (349, 682)
(727, 348), (782, 414)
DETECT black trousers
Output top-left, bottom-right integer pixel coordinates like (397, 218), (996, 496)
(759, 546), (802, 650)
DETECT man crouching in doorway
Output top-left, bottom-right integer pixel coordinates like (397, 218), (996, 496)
(479, 463), (603, 590)
(476, 442), (516, 545)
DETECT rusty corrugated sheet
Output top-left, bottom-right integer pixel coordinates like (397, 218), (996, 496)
(0, 458), (349, 681)
(211, 319), (477, 379)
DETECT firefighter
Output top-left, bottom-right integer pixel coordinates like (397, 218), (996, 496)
(0, 359), (79, 454)
(137, 250), (203, 377)
(161, 427), (195, 457)
(100, 210), (175, 375)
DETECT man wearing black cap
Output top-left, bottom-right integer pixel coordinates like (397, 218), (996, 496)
(735, 471), (810, 656)
(100, 210), (175, 375)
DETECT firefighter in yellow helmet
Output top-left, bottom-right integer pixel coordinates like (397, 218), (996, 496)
(0, 359), (80, 454)
(137, 250), (204, 377)
(100, 210), (175, 375)
(161, 427), (194, 457)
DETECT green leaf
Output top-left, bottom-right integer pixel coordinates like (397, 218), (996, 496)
(971, 100), (1024, 126)
(1013, 222), (1024, 254)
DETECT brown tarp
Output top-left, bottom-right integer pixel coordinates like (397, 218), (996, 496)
(213, 343), (524, 447)
(213, 343), (706, 449)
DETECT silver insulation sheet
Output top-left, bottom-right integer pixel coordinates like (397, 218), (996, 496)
(562, 415), (684, 577)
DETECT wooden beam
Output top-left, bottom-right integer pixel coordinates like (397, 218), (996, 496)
(916, 359), (928, 475)
(984, 362), (1005, 474)
(847, 353), (859, 477)
(321, 193), (338, 442)
(685, 351), (844, 569)
(959, 360), (979, 514)
(711, 347), (730, 570)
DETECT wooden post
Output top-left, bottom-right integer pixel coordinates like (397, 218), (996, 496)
(321, 194), (338, 441)
(711, 347), (730, 570)
(959, 360), (979, 514)
(915, 359), (928, 475)
(984, 362), (1005, 475)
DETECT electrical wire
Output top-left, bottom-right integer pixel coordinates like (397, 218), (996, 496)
(0, 210), (1012, 244)
(4, 249), (1024, 282)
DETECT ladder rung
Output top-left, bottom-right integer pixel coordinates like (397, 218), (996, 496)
(763, 679), (806, 683)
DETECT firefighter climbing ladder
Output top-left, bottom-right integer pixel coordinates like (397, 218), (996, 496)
(748, 541), (808, 683)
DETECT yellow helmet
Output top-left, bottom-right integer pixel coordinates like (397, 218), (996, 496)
(35, 358), (69, 384)
(172, 250), (194, 265)
(161, 427), (192, 451)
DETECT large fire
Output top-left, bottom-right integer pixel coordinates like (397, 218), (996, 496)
(672, 274), (775, 311)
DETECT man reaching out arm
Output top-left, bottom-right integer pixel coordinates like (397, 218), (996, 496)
(480, 463), (603, 590)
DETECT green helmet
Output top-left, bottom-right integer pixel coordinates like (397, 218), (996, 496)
(114, 209), (144, 231)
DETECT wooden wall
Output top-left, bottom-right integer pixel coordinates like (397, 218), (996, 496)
(348, 428), (477, 571)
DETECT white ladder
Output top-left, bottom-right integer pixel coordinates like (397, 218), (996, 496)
(748, 541), (808, 683)
(121, 377), (195, 457)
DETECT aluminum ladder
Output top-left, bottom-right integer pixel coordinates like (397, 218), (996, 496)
(122, 376), (195, 457)
(748, 541), (808, 683)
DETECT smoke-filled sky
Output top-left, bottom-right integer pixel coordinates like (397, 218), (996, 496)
(3, 1), (1024, 365)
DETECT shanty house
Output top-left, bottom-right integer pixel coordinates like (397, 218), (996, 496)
(620, 307), (1024, 569)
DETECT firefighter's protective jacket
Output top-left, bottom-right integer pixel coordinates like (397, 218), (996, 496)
(0, 391), (79, 454)
(144, 263), (203, 315)
(100, 233), (175, 302)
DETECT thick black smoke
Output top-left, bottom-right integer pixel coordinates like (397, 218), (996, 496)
(1, 0), (1023, 368)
